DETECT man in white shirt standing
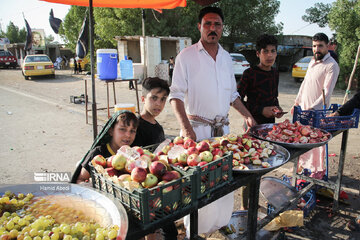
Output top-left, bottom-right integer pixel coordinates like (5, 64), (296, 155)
(169, 6), (256, 237)
(291, 32), (340, 179)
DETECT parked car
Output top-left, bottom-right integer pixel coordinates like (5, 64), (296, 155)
(292, 56), (313, 82)
(69, 57), (89, 70)
(22, 54), (55, 80)
(0, 50), (18, 69)
(230, 53), (250, 81)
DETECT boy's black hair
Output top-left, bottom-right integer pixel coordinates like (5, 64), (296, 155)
(142, 77), (170, 97)
(312, 33), (329, 44)
(256, 34), (278, 52)
(115, 111), (139, 129)
(198, 6), (224, 23)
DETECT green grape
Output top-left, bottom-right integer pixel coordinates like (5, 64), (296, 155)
(23, 236), (32, 240)
(10, 199), (17, 205)
(107, 230), (117, 240)
(81, 236), (90, 240)
(18, 219), (26, 226)
(43, 231), (50, 237)
(3, 212), (10, 218)
(4, 191), (12, 196)
(9, 229), (18, 238)
(22, 227), (31, 234)
(12, 216), (20, 224)
(29, 229), (38, 237)
(72, 238), (78, 240)
(50, 233), (59, 240)
(33, 237), (42, 240)
(63, 235), (72, 240)
(6, 221), (15, 231)
(95, 234), (104, 240)
(42, 236), (50, 240)
(51, 228), (59, 234)
(24, 216), (32, 222)
(38, 230), (44, 237)
(18, 193), (25, 199)
(60, 225), (70, 235)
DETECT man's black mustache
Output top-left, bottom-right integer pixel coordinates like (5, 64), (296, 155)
(208, 32), (217, 37)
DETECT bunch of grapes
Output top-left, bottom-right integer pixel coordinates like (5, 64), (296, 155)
(0, 192), (120, 240)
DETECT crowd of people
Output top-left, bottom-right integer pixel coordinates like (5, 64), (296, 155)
(70, 5), (359, 239)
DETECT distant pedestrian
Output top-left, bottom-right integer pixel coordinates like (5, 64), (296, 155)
(168, 56), (174, 86)
(128, 57), (135, 90)
(73, 59), (78, 74)
(78, 61), (82, 74)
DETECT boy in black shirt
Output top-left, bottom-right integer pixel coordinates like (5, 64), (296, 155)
(132, 77), (170, 147)
(238, 34), (285, 124)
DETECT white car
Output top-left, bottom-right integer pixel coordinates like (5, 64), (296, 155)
(230, 53), (250, 81)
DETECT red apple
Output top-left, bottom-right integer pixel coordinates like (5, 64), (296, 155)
(133, 146), (144, 156)
(105, 167), (119, 177)
(142, 173), (158, 188)
(300, 126), (312, 136)
(187, 146), (199, 156)
(196, 141), (210, 152)
(173, 136), (184, 145)
(158, 181), (173, 193)
(149, 161), (167, 178)
(212, 148), (223, 157)
(125, 161), (137, 173)
(227, 133), (238, 142)
(162, 170), (181, 182)
(198, 161), (208, 171)
(210, 139), (221, 148)
(220, 138), (229, 147)
(183, 138), (196, 149)
(118, 174), (131, 182)
(139, 154), (152, 168)
(131, 167), (147, 183)
(187, 153), (201, 166)
(92, 155), (107, 167)
(112, 154), (128, 171)
(199, 151), (213, 163)
(107, 156), (114, 168)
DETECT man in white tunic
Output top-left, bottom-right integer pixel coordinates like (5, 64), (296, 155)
(169, 6), (256, 237)
(292, 33), (339, 179)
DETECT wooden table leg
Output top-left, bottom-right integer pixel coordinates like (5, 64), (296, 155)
(333, 130), (348, 211)
(84, 79), (88, 124)
(134, 79), (140, 114)
(112, 81), (116, 105)
(106, 81), (110, 118)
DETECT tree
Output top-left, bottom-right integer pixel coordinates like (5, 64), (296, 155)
(5, 21), (26, 43)
(302, 2), (331, 28)
(328, 0), (360, 89)
(60, 1), (282, 52)
(45, 34), (55, 44)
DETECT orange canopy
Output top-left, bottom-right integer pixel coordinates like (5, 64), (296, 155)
(40, 0), (187, 9)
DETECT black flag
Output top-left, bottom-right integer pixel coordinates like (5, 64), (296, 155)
(76, 13), (89, 59)
(24, 18), (32, 51)
(49, 9), (62, 34)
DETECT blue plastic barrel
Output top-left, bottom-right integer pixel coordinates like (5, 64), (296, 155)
(120, 56), (134, 79)
(96, 49), (118, 80)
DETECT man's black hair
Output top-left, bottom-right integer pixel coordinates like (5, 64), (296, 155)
(198, 6), (224, 23)
(142, 77), (170, 97)
(256, 34), (278, 52)
(312, 33), (329, 44)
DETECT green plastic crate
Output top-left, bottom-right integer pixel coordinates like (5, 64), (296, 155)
(89, 163), (196, 229)
(174, 152), (233, 199)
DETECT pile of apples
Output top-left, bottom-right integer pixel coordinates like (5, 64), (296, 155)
(262, 119), (331, 144)
(154, 134), (276, 170)
(91, 145), (182, 192)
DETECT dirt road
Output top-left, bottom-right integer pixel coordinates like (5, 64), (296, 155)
(0, 68), (359, 239)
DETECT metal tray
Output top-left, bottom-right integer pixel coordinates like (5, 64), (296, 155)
(0, 183), (128, 239)
(232, 144), (290, 174)
(249, 123), (332, 149)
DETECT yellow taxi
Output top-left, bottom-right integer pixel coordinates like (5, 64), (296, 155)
(292, 56), (312, 82)
(69, 57), (89, 70)
(22, 54), (55, 80)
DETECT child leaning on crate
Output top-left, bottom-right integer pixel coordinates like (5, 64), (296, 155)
(130, 77), (179, 240)
(71, 110), (139, 184)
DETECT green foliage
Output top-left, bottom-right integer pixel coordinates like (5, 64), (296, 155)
(45, 35), (55, 44)
(5, 21), (26, 43)
(328, 0), (360, 89)
(60, 0), (282, 53)
(302, 2), (331, 28)
(59, 6), (87, 50)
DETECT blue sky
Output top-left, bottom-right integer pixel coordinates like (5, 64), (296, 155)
(0, 0), (336, 43)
